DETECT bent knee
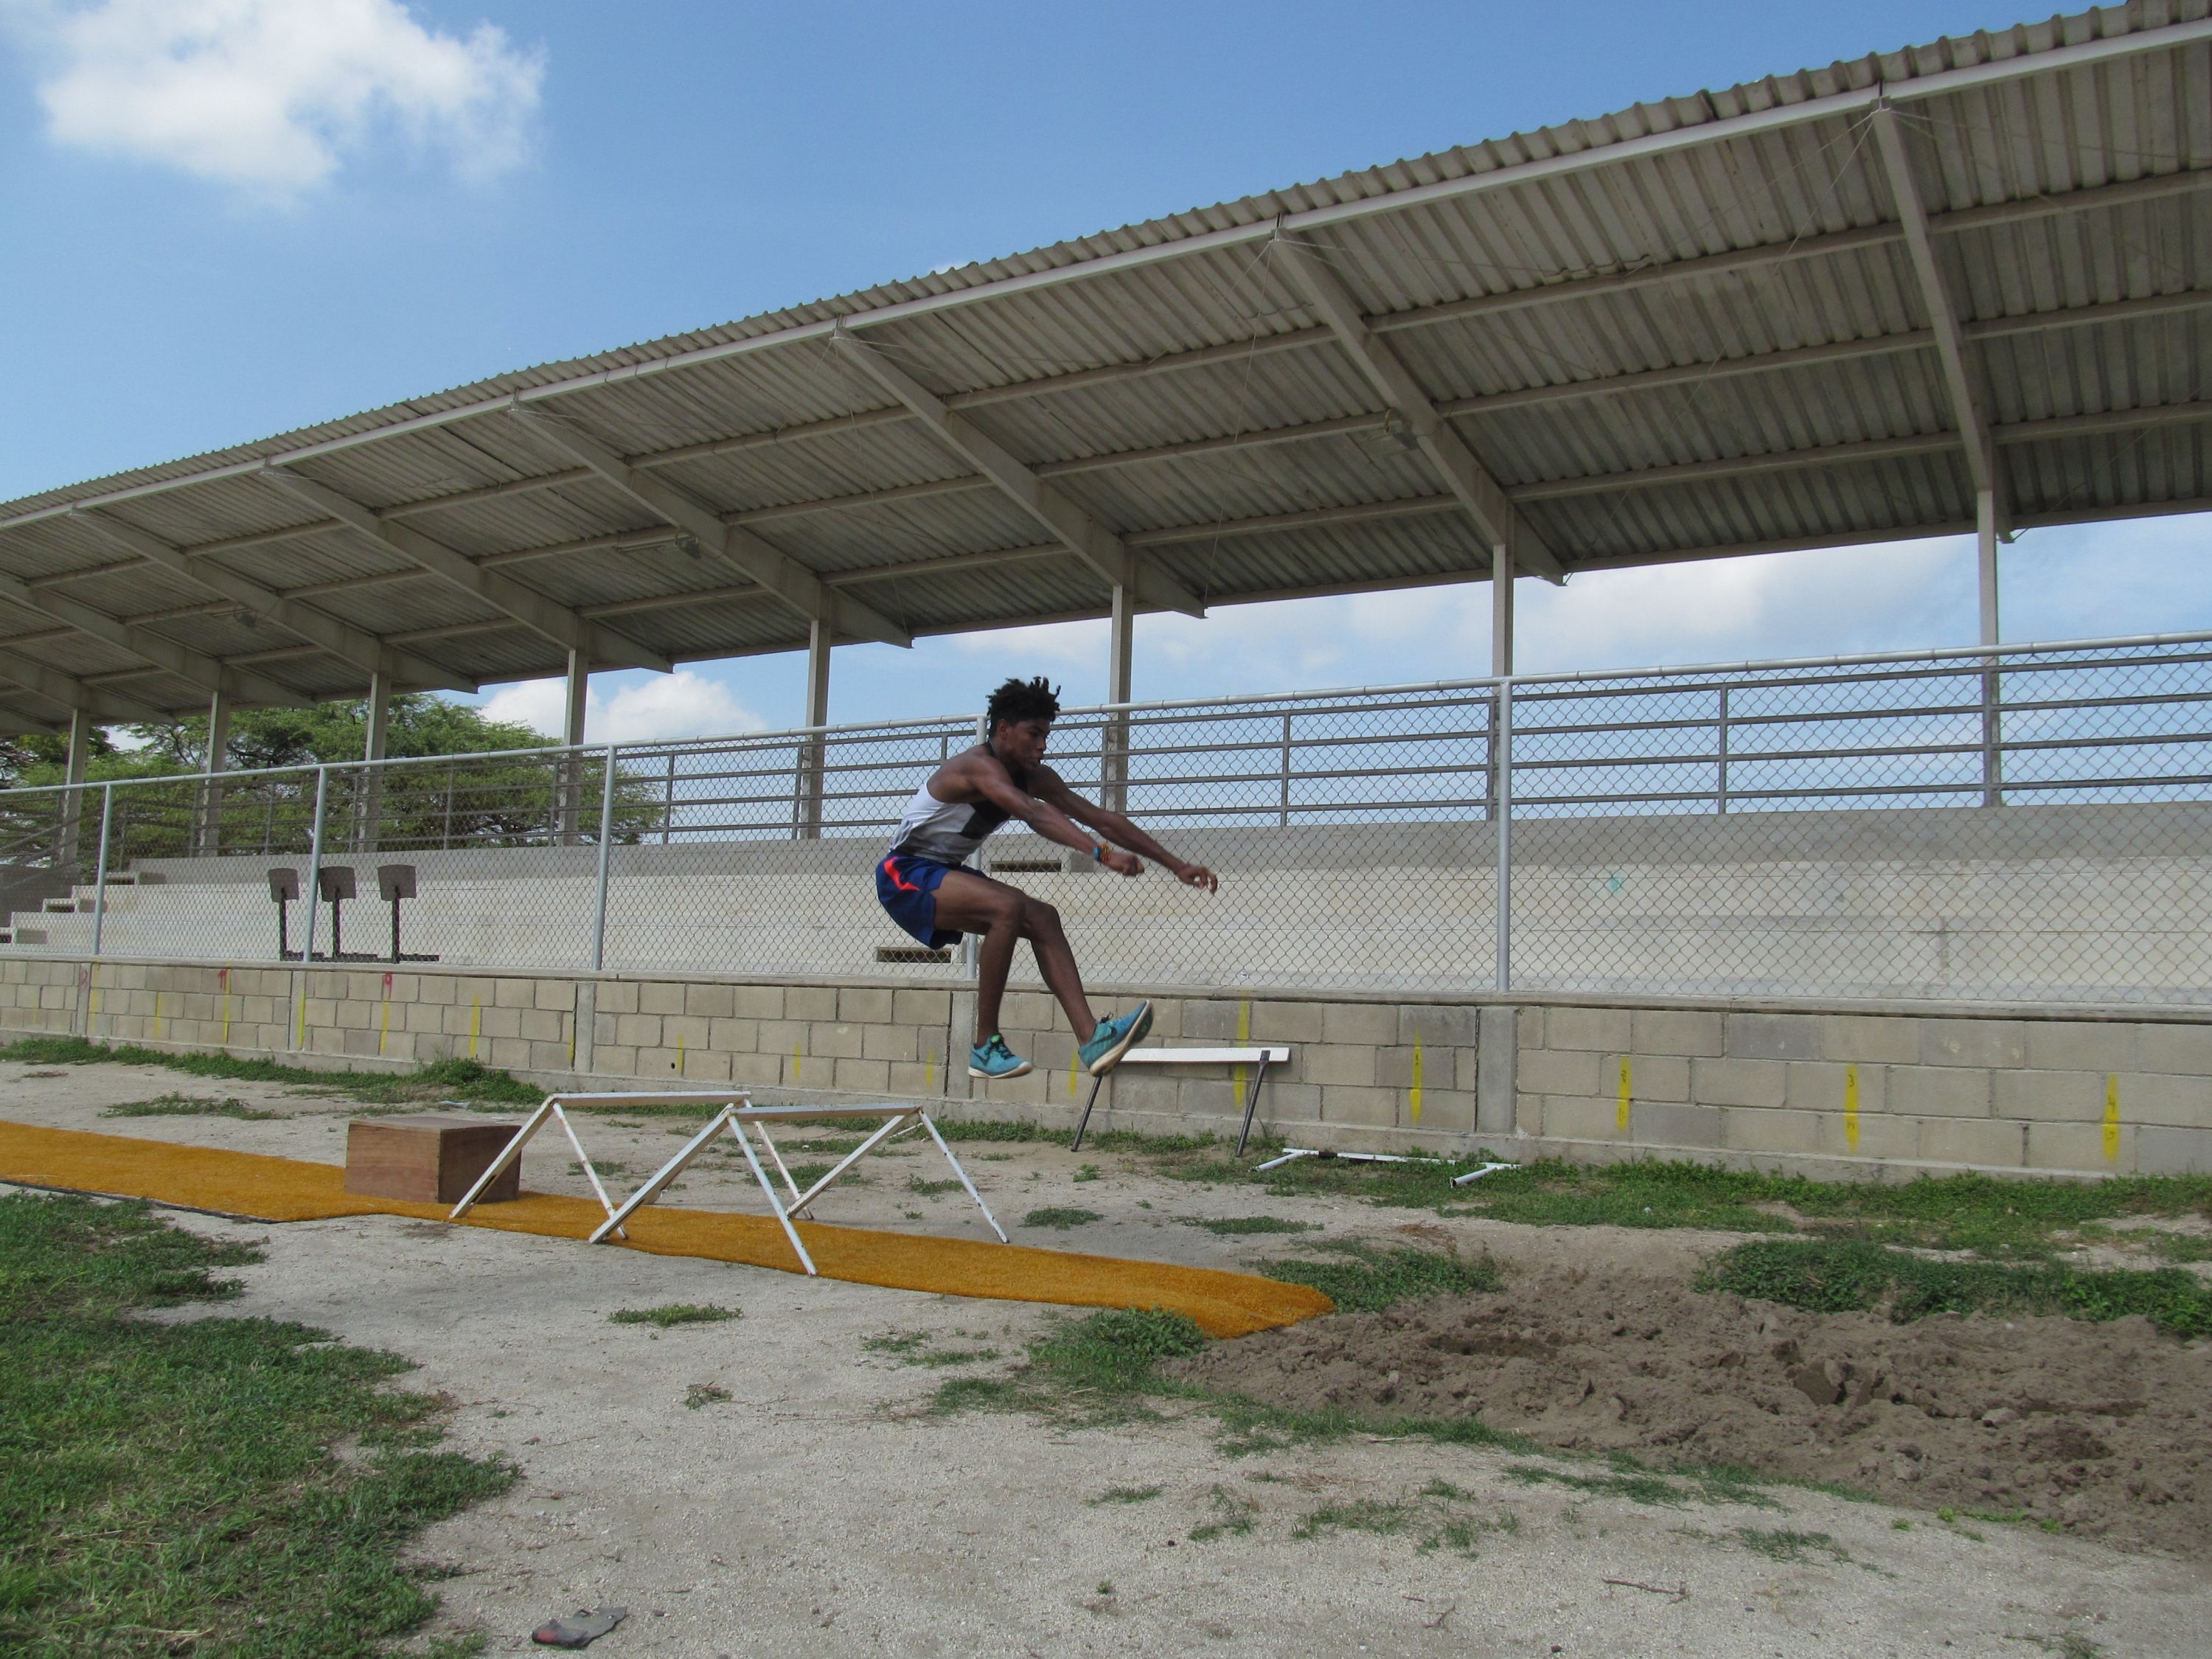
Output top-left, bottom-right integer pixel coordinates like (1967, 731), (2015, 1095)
(1021, 897), (1063, 932)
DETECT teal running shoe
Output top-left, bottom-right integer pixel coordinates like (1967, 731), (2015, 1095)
(969, 1034), (1032, 1080)
(1079, 1001), (1153, 1077)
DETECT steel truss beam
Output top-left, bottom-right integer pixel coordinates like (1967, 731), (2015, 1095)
(0, 557), (299, 706)
(1271, 232), (1565, 582)
(505, 406), (911, 649)
(0, 645), (164, 724)
(260, 466), (671, 674)
(1870, 102), (2000, 505)
(828, 327), (1206, 618)
(67, 509), (476, 695)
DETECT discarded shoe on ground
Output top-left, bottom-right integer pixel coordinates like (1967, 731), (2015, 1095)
(532, 1607), (627, 1649)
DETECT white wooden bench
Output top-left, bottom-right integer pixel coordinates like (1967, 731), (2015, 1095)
(1072, 1044), (1293, 1156)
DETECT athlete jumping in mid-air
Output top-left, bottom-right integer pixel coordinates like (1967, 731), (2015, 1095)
(877, 676), (1219, 1082)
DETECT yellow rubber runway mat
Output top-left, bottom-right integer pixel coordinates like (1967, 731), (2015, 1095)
(0, 1119), (1331, 1338)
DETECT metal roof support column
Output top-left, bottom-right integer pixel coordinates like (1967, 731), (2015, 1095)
(1103, 580), (1135, 813)
(1268, 234), (1565, 584)
(800, 619), (831, 839)
(58, 708), (91, 870)
(1976, 488), (2004, 808)
(560, 649), (588, 846)
(358, 670), (390, 853)
(198, 690), (230, 855)
(1489, 540), (1515, 678)
(827, 327), (1207, 619)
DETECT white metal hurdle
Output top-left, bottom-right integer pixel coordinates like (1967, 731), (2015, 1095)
(585, 1099), (1009, 1274)
(448, 1090), (653, 1236)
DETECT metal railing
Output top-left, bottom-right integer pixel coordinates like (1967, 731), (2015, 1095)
(7, 631), (2212, 1003)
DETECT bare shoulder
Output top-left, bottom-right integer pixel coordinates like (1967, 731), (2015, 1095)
(928, 744), (1001, 802)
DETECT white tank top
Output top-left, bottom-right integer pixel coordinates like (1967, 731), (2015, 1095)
(888, 764), (1027, 865)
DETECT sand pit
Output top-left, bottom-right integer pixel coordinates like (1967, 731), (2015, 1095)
(1169, 1261), (2212, 1554)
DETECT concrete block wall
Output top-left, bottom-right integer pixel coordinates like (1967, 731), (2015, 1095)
(8, 953), (2211, 1181)
(1513, 1005), (2212, 1178)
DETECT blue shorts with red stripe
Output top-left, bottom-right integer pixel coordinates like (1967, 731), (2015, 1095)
(877, 851), (964, 948)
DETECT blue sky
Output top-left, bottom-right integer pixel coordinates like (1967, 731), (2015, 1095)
(2, 1), (2205, 740)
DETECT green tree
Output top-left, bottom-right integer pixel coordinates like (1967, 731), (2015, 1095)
(1, 697), (667, 865)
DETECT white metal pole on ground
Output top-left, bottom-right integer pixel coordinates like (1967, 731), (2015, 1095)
(1977, 488), (2003, 807)
(1495, 678), (1512, 992)
(591, 744), (618, 970)
(801, 616), (830, 838)
(302, 767), (329, 965)
(200, 689), (231, 855)
(89, 784), (113, 956)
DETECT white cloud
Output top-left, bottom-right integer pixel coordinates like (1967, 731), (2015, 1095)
(479, 670), (764, 746)
(11, 0), (543, 194)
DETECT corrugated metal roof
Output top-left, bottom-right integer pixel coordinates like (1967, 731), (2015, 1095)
(0, 1), (2207, 731)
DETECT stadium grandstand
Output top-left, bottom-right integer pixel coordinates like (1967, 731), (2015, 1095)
(0, 1), (2208, 1182)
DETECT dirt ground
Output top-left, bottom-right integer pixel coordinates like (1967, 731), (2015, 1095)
(6, 1057), (2211, 1656)
(1171, 1264), (2212, 1554)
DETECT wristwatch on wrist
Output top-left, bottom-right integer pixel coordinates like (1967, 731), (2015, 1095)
(1091, 844), (1105, 861)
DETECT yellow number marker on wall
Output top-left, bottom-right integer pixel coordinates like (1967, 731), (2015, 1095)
(1233, 1001), (1251, 1096)
(2104, 1073), (2121, 1164)
(1844, 1064), (1860, 1152)
(219, 968), (232, 1046)
(467, 997), (481, 1060)
(792, 1048), (802, 1082)
(1616, 1057), (1632, 1133)
(1410, 1039), (1424, 1125)
(378, 972), (393, 1057)
(153, 992), (165, 1041)
(676, 1034), (686, 1077)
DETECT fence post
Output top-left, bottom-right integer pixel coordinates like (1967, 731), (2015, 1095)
(1980, 653), (2004, 807)
(301, 767), (330, 966)
(661, 752), (676, 844)
(1277, 711), (1293, 827)
(1494, 681), (1512, 993)
(1717, 685), (1732, 815)
(591, 745), (618, 971)
(89, 785), (114, 957)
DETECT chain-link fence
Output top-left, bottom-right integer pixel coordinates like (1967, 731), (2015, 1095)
(6, 633), (2212, 1004)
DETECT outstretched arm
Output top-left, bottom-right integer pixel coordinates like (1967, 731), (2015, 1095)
(1034, 769), (1219, 892)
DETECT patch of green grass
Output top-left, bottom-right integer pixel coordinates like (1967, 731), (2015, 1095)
(1023, 1207), (1102, 1230)
(608, 1303), (739, 1327)
(0, 1192), (515, 1655)
(1503, 1454), (1781, 1511)
(922, 1119), (1218, 1154)
(1253, 1240), (1501, 1312)
(907, 1176), (963, 1197)
(2146, 1232), (2212, 1264)
(863, 1329), (998, 1368)
(1290, 1482), (1504, 1555)
(684, 1383), (731, 1409)
(1210, 1398), (1522, 1459)
(1700, 1238), (2212, 1338)
(1293, 1495), (1417, 1540)
(1182, 1215), (1319, 1236)
(1088, 1484), (1163, 1506)
(1144, 1141), (2212, 1257)
(1731, 1526), (1848, 1563)
(0, 1036), (543, 1108)
(782, 1162), (869, 1189)
(1187, 1485), (1258, 1542)
(102, 1091), (287, 1121)
(1073, 1163), (1102, 1183)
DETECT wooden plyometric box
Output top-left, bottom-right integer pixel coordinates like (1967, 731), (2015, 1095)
(344, 1115), (521, 1205)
